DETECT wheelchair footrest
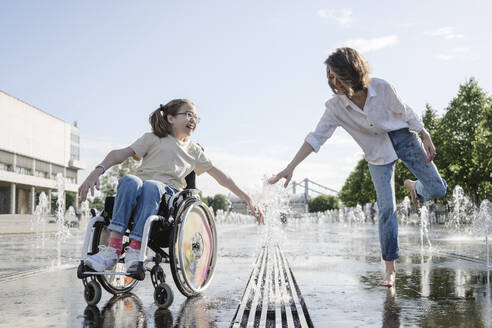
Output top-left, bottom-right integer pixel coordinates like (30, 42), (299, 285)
(128, 262), (146, 281)
(77, 261), (90, 279)
(82, 271), (132, 276)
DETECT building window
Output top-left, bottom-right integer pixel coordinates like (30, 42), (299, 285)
(66, 168), (77, 184)
(0, 150), (14, 168)
(51, 165), (64, 180)
(71, 133), (80, 143)
(0, 162), (12, 172)
(15, 166), (31, 175)
(34, 170), (49, 179)
(70, 131), (80, 162)
(70, 144), (80, 161)
(16, 155), (33, 170)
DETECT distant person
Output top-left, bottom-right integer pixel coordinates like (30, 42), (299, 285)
(78, 99), (264, 273)
(269, 48), (446, 287)
(370, 202), (377, 225)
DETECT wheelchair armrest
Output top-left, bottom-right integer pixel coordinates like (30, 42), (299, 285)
(157, 193), (173, 218)
(102, 196), (115, 225)
(184, 171), (196, 190)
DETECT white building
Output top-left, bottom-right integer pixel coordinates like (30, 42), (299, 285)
(0, 90), (85, 214)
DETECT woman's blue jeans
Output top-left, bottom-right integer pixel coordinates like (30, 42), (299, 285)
(107, 175), (178, 241)
(368, 128), (447, 261)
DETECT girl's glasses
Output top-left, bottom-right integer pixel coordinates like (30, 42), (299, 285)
(175, 111), (201, 124)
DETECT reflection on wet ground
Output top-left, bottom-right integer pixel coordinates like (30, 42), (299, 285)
(280, 223), (491, 327)
(83, 293), (215, 328)
(0, 223), (491, 327)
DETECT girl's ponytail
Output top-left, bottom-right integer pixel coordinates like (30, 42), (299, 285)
(149, 99), (195, 138)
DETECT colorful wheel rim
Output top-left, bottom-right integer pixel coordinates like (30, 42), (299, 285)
(172, 201), (217, 295)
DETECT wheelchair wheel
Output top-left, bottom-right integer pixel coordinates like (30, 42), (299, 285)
(169, 199), (217, 297)
(154, 282), (174, 309)
(91, 222), (139, 294)
(84, 280), (102, 306)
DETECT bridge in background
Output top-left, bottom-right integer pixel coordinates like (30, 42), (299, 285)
(229, 178), (339, 214)
(291, 178), (338, 201)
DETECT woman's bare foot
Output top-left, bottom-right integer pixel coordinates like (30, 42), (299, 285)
(404, 179), (420, 209)
(380, 271), (396, 287)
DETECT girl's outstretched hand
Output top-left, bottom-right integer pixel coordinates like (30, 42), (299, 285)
(249, 203), (265, 225)
(78, 170), (102, 202)
(268, 167), (294, 188)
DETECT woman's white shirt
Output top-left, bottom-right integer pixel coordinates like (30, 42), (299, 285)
(305, 77), (424, 165)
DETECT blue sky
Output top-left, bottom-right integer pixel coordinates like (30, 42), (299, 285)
(1, 1), (491, 197)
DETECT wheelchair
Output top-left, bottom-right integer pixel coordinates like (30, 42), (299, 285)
(77, 172), (217, 309)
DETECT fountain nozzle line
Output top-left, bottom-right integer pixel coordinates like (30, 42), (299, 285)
(230, 243), (314, 328)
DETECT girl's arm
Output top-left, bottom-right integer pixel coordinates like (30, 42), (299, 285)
(78, 147), (135, 201)
(268, 141), (314, 187)
(206, 166), (265, 224)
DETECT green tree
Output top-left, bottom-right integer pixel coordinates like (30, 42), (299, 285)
(89, 197), (105, 212)
(200, 193), (211, 206)
(100, 157), (140, 197)
(422, 104), (440, 135)
(49, 192), (75, 212)
(308, 195), (339, 212)
(66, 192), (75, 210)
(338, 159), (376, 206)
(50, 193), (58, 214)
(436, 78), (491, 203)
(471, 97), (492, 200)
(207, 194), (228, 214)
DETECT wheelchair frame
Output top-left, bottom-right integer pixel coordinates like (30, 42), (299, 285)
(77, 188), (217, 309)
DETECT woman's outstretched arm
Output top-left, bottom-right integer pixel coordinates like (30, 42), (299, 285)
(268, 141), (314, 187)
(78, 147), (135, 201)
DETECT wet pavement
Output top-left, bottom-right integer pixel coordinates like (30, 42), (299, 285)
(0, 221), (491, 327)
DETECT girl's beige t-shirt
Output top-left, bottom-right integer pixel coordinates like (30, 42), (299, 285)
(129, 132), (213, 190)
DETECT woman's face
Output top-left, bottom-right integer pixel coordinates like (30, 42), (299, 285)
(168, 104), (200, 139)
(327, 67), (346, 95)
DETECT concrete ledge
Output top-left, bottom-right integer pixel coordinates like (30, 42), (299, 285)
(0, 170), (79, 192)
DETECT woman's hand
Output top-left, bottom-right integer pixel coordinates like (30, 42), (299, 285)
(247, 201), (265, 225)
(420, 129), (436, 163)
(269, 141), (313, 187)
(268, 166), (294, 188)
(78, 168), (103, 202)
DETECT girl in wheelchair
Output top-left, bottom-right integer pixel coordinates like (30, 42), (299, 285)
(78, 98), (265, 274)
